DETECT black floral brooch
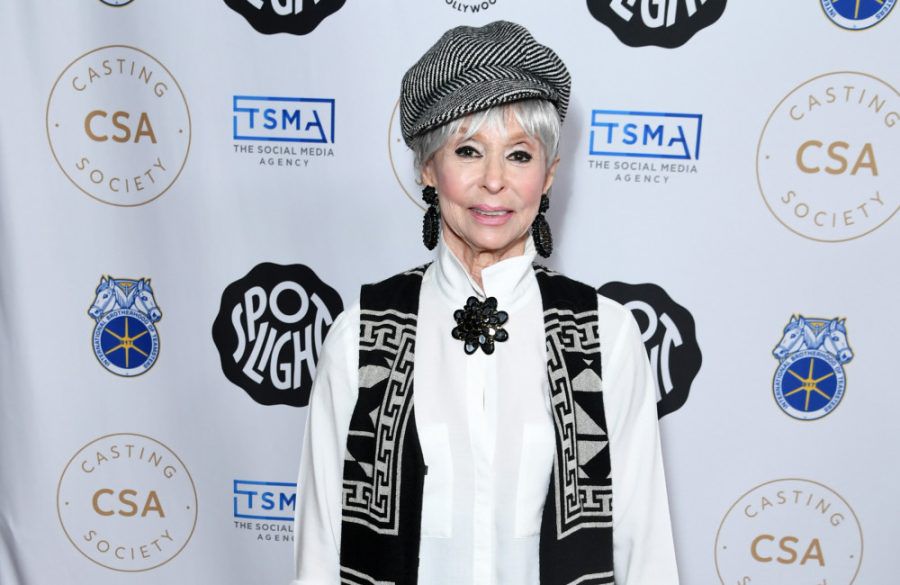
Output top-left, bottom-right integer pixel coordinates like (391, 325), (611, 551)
(451, 296), (509, 355)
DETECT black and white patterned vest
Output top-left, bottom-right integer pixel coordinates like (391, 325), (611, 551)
(339, 264), (614, 585)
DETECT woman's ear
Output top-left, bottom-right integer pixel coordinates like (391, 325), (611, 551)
(420, 157), (436, 188)
(542, 156), (561, 194)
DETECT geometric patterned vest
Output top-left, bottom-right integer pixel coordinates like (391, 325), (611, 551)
(339, 264), (614, 585)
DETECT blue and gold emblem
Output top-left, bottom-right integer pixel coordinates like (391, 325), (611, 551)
(821, 0), (896, 30)
(772, 315), (853, 420)
(88, 276), (162, 376)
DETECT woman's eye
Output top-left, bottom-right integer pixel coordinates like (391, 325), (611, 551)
(508, 150), (533, 163)
(454, 145), (479, 158)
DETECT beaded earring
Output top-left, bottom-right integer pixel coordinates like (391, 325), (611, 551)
(421, 185), (440, 250)
(532, 193), (552, 258)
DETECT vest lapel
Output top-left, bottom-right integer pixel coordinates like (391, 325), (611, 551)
(535, 265), (614, 585)
(340, 266), (428, 585)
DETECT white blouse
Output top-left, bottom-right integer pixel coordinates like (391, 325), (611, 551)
(291, 239), (679, 585)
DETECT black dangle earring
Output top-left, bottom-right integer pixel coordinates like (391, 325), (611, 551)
(422, 185), (440, 250)
(532, 193), (553, 258)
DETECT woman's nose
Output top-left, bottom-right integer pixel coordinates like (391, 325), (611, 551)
(481, 153), (505, 193)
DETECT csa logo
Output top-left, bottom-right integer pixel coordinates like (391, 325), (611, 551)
(715, 478), (863, 585)
(46, 46), (190, 207)
(57, 433), (198, 572)
(88, 276), (162, 377)
(757, 72), (898, 242)
(588, 110), (702, 184)
(388, 100), (424, 210)
(224, 0), (346, 35)
(597, 282), (701, 418)
(232, 480), (296, 542)
(821, 0), (895, 30)
(232, 95), (336, 168)
(772, 315), (853, 421)
(212, 263), (343, 407)
(586, 0), (727, 48)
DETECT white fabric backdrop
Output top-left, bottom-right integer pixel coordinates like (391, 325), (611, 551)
(0, 1), (896, 584)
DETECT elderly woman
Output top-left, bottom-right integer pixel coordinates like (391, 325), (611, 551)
(292, 21), (678, 585)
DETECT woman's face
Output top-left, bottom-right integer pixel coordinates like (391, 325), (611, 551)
(421, 113), (559, 262)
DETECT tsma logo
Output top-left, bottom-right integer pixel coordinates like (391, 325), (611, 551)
(233, 96), (335, 143)
(233, 480), (296, 521)
(589, 110), (702, 160)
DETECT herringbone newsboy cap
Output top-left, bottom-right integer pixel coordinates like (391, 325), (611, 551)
(400, 21), (571, 146)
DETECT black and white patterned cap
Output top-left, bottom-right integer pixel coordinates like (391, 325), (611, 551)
(400, 21), (571, 147)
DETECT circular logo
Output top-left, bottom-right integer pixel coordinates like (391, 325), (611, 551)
(821, 0), (895, 30)
(46, 45), (191, 207)
(757, 71), (899, 242)
(716, 478), (863, 585)
(388, 100), (424, 210)
(774, 350), (845, 420)
(597, 282), (702, 419)
(57, 433), (198, 572)
(92, 309), (160, 376)
(586, 0), (728, 48)
(100, 0), (136, 6)
(212, 263), (343, 407)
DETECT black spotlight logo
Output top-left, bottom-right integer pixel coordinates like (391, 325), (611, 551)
(598, 282), (701, 418)
(224, 0), (346, 35)
(586, 0), (727, 48)
(212, 263), (343, 407)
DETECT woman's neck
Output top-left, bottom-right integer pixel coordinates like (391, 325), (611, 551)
(442, 227), (528, 289)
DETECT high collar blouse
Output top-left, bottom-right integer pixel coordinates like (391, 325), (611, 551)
(292, 238), (680, 585)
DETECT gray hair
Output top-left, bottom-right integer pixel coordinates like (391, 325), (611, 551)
(410, 99), (561, 177)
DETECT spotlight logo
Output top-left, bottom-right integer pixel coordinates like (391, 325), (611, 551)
(757, 72), (898, 242)
(212, 263), (343, 407)
(715, 478), (863, 585)
(232, 95), (335, 168)
(46, 45), (190, 207)
(587, 110), (702, 183)
(598, 282), (701, 418)
(587, 0), (728, 48)
(57, 433), (198, 572)
(821, 0), (895, 30)
(443, 0), (501, 13)
(87, 276), (162, 377)
(224, 0), (346, 35)
(772, 315), (853, 421)
(388, 100), (424, 209)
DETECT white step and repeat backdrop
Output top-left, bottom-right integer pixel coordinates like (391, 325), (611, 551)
(0, 1), (897, 584)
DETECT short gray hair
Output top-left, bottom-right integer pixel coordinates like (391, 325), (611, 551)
(410, 99), (561, 177)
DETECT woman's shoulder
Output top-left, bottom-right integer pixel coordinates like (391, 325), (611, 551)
(359, 263), (433, 313)
(320, 298), (360, 356)
(362, 263), (432, 289)
(534, 265), (636, 335)
(594, 293), (644, 352)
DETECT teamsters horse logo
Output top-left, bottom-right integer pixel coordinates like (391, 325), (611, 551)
(88, 276), (162, 376)
(772, 315), (853, 420)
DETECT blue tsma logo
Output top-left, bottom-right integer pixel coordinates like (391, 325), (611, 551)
(233, 96), (335, 143)
(589, 110), (702, 160)
(233, 480), (297, 521)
